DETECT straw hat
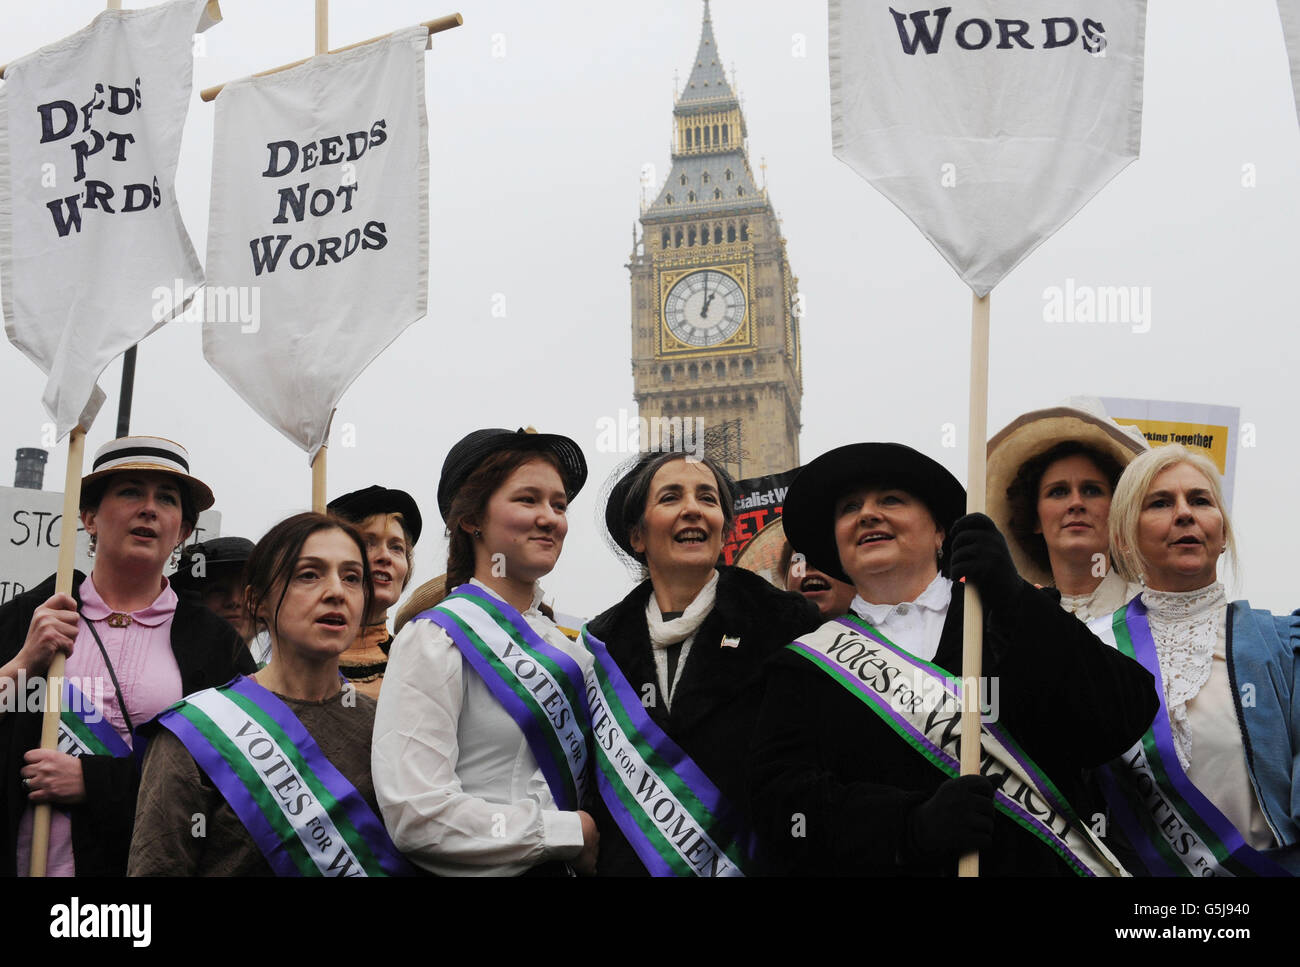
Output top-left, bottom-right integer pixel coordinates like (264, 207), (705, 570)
(80, 435), (214, 513)
(394, 574), (447, 633)
(986, 400), (1148, 587)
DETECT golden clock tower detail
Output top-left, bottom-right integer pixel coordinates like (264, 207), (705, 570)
(628, 1), (802, 479)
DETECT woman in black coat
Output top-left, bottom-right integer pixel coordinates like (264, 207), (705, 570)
(0, 436), (253, 877)
(584, 451), (820, 876)
(748, 442), (1158, 876)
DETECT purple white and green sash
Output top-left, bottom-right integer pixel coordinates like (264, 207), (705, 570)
(789, 615), (1126, 878)
(57, 680), (131, 759)
(417, 585), (591, 811)
(581, 629), (748, 877)
(155, 676), (412, 877)
(1089, 600), (1288, 877)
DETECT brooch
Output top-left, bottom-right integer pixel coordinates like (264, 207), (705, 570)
(106, 613), (133, 628)
(720, 635), (740, 649)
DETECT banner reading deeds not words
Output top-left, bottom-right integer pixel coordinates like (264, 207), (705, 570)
(204, 27), (430, 457)
(829, 2), (1146, 297)
(0, 0), (216, 436)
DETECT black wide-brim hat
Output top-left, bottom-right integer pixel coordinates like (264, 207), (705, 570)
(602, 451), (738, 562)
(782, 442), (966, 583)
(170, 536), (255, 591)
(327, 485), (424, 545)
(437, 428), (588, 522)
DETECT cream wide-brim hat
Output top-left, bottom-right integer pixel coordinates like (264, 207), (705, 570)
(986, 403), (1148, 587)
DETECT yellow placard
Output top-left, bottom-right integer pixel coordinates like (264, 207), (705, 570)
(1112, 417), (1229, 475)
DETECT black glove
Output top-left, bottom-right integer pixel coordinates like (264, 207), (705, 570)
(947, 513), (1025, 613)
(904, 775), (996, 864)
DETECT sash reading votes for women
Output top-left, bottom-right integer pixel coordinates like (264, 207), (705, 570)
(417, 584), (591, 812)
(789, 615), (1126, 877)
(154, 676), (412, 877)
(582, 629), (749, 877)
(57, 680), (130, 759)
(1090, 599), (1289, 877)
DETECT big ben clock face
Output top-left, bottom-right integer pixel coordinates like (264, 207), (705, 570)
(663, 270), (746, 348)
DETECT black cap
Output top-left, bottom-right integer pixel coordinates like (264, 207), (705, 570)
(170, 536), (255, 591)
(327, 485), (423, 545)
(782, 443), (965, 583)
(437, 428), (587, 522)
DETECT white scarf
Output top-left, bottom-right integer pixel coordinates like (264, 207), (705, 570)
(645, 570), (719, 711)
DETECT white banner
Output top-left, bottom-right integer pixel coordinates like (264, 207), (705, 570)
(0, 485), (219, 606)
(203, 26), (430, 457)
(830, 2), (1146, 297)
(1280, 1), (1300, 129)
(0, 0), (215, 436)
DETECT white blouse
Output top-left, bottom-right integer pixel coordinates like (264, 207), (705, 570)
(1058, 569), (1141, 625)
(849, 573), (953, 662)
(371, 579), (592, 876)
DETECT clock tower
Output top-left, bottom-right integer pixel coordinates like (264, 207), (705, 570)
(628, 1), (803, 479)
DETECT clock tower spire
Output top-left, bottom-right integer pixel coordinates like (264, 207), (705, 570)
(628, 2), (803, 479)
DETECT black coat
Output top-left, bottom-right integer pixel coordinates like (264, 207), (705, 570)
(748, 579), (1160, 876)
(586, 565), (821, 876)
(0, 571), (255, 877)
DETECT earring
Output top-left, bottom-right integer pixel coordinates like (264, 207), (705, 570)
(87, 532), (96, 558)
(936, 546), (944, 562)
(171, 544), (182, 568)
(473, 529), (483, 539)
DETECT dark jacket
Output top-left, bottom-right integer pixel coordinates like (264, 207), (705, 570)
(1, 570), (255, 877)
(586, 565), (821, 876)
(748, 579), (1160, 876)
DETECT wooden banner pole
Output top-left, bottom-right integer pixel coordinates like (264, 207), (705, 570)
(316, 0), (328, 55)
(957, 291), (990, 879)
(312, 445), (328, 513)
(28, 426), (88, 877)
(306, 3), (329, 514)
(199, 13), (462, 102)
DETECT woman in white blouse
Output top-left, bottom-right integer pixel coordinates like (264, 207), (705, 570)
(1100, 444), (1298, 875)
(371, 428), (598, 876)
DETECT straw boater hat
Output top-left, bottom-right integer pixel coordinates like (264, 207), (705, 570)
(80, 435), (214, 512)
(781, 443), (966, 584)
(986, 401), (1149, 587)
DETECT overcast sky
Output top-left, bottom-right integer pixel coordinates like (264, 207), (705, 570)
(1, 0), (1298, 619)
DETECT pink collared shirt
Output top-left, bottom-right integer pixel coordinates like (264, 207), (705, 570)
(17, 573), (183, 877)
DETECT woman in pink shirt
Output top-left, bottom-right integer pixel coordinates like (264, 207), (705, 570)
(0, 436), (254, 876)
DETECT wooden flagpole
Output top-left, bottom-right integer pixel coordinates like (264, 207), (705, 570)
(309, 1), (329, 513)
(957, 292), (991, 878)
(199, 13), (463, 102)
(28, 0), (128, 880)
(28, 427), (88, 877)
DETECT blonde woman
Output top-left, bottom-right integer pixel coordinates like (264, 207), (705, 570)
(1094, 444), (1298, 875)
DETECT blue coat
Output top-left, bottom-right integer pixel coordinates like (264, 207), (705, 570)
(1229, 601), (1300, 869)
